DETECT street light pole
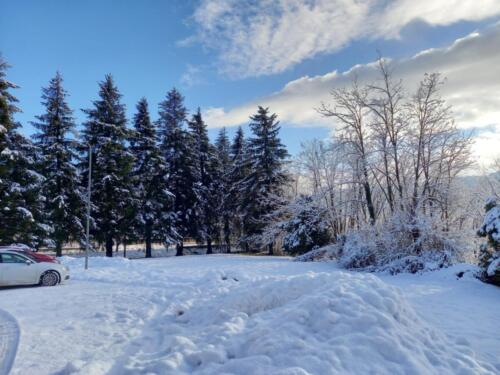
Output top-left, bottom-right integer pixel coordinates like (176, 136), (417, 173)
(85, 144), (92, 270)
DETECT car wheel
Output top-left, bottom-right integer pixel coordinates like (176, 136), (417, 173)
(40, 271), (59, 287)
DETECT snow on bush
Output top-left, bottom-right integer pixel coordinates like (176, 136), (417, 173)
(281, 195), (331, 255)
(297, 211), (467, 274)
(477, 197), (500, 284)
(106, 270), (494, 374)
(294, 244), (337, 262)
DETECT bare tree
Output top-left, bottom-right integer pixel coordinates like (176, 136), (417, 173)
(318, 82), (377, 225)
(364, 58), (407, 212)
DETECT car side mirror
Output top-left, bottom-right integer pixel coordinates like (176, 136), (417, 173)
(25, 260), (32, 265)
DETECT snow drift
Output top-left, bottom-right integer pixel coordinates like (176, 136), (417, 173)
(2, 256), (497, 375)
(95, 261), (493, 374)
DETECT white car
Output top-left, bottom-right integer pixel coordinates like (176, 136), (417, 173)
(0, 250), (70, 287)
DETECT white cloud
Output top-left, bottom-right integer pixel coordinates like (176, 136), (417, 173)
(189, 0), (500, 78)
(202, 23), (500, 165)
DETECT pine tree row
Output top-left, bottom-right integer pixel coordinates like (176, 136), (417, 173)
(0, 57), (289, 257)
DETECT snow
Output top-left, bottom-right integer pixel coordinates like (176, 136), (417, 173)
(479, 205), (500, 242)
(0, 256), (498, 375)
(0, 309), (19, 375)
(487, 257), (500, 276)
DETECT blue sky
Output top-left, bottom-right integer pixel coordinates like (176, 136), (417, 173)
(1, 0), (500, 157)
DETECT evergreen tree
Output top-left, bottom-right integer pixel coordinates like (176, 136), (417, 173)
(0, 56), (47, 247)
(31, 72), (85, 256)
(477, 197), (500, 285)
(188, 108), (217, 254)
(130, 98), (177, 258)
(81, 75), (134, 257)
(229, 126), (250, 251)
(214, 127), (232, 252)
(158, 88), (197, 256)
(241, 107), (289, 254)
(281, 195), (331, 255)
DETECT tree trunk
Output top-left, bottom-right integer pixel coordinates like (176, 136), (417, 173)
(268, 243), (274, 256)
(176, 241), (184, 256)
(105, 236), (113, 257)
(123, 242), (127, 258)
(224, 218), (231, 253)
(145, 222), (152, 258)
(361, 153), (376, 225)
(55, 241), (62, 257)
(206, 238), (213, 254)
(363, 180), (376, 225)
(382, 147), (394, 213)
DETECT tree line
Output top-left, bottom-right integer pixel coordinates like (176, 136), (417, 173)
(0, 56), (289, 257)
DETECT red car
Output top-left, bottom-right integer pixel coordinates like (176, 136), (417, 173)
(0, 245), (60, 264)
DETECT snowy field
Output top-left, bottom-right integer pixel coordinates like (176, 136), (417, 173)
(0, 255), (499, 375)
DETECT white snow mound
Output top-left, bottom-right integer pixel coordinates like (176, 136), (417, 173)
(109, 270), (494, 375)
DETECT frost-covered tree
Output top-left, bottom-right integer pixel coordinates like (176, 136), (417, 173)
(0, 56), (47, 247)
(81, 75), (134, 257)
(31, 72), (85, 255)
(158, 88), (197, 256)
(214, 127), (232, 252)
(131, 98), (177, 258)
(477, 197), (500, 285)
(281, 195), (331, 255)
(229, 126), (250, 249)
(188, 108), (218, 254)
(318, 83), (376, 225)
(241, 107), (289, 254)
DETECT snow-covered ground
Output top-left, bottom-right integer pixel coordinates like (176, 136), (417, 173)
(0, 255), (498, 375)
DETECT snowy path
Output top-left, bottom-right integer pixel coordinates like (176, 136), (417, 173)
(0, 308), (20, 375)
(0, 255), (498, 374)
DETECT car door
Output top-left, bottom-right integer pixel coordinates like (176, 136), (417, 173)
(0, 253), (39, 286)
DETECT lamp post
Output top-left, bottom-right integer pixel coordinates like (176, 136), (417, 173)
(84, 144), (92, 270)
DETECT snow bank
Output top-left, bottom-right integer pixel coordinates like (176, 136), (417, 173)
(2, 256), (497, 375)
(60, 255), (131, 269)
(110, 269), (495, 375)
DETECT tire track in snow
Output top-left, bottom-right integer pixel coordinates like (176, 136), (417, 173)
(0, 309), (19, 375)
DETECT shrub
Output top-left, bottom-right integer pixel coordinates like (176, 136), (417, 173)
(477, 197), (500, 285)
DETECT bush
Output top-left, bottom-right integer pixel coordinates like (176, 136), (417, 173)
(297, 211), (467, 274)
(477, 197), (500, 285)
(276, 195), (332, 255)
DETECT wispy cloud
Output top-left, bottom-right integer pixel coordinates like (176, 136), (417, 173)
(202, 22), (500, 165)
(180, 64), (205, 87)
(187, 0), (500, 78)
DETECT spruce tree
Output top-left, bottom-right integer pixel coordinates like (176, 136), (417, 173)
(229, 126), (250, 251)
(215, 127), (232, 252)
(281, 195), (331, 255)
(477, 197), (500, 285)
(81, 75), (134, 257)
(188, 108), (212, 254)
(158, 88), (197, 256)
(0, 56), (47, 247)
(241, 107), (289, 254)
(31, 72), (85, 256)
(188, 108), (219, 254)
(130, 98), (177, 258)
